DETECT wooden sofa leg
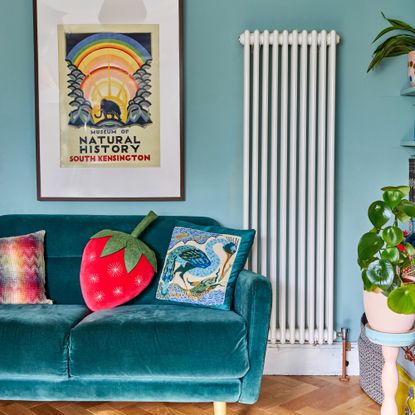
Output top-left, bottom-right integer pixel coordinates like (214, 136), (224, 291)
(213, 402), (227, 415)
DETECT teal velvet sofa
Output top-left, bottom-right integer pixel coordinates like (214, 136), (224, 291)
(0, 215), (271, 415)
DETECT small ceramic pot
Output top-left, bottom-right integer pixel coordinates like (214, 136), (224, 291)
(363, 290), (415, 333)
(408, 51), (415, 87)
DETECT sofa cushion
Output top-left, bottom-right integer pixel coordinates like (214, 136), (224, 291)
(0, 304), (89, 378)
(0, 215), (220, 305)
(80, 212), (158, 311)
(69, 305), (249, 379)
(156, 222), (255, 310)
(0, 231), (52, 304)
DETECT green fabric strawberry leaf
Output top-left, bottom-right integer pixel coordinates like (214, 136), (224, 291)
(88, 211), (158, 274)
(101, 234), (130, 257)
(124, 239), (140, 272)
(91, 230), (128, 239)
(137, 240), (157, 271)
(124, 238), (157, 273)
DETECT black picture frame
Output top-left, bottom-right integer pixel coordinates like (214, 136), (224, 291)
(33, 0), (184, 201)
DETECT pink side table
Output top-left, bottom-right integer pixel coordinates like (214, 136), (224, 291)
(365, 324), (415, 415)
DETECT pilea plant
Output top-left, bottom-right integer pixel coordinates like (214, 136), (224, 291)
(358, 186), (415, 314)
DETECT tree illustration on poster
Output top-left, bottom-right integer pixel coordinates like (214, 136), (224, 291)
(33, 0), (183, 200)
(59, 28), (160, 168)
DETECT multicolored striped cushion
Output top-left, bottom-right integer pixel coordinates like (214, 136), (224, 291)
(0, 231), (52, 304)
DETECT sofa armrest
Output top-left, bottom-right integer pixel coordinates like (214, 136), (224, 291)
(233, 269), (272, 404)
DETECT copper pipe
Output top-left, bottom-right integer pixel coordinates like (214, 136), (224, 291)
(339, 327), (350, 382)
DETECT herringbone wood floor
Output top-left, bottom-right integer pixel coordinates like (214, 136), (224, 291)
(0, 376), (380, 415)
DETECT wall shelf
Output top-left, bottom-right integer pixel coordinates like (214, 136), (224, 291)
(401, 86), (415, 96)
(401, 139), (415, 147)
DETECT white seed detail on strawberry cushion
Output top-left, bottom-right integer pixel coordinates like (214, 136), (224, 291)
(108, 262), (123, 278)
(89, 274), (99, 284)
(113, 286), (123, 296)
(88, 252), (97, 262)
(95, 291), (105, 302)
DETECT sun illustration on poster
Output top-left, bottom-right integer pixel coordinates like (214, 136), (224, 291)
(65, 32), (153, 128)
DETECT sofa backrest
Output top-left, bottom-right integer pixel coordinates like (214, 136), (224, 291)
(0, 215), (220, 305)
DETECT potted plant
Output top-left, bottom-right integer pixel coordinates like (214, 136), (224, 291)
(367, 13), (415, 86)
(358, 185), (415, 333)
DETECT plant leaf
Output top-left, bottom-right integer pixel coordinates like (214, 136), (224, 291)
(101, 235), (129, 257)
(368, 200), (392, 229)
(404, 242), (415, 256)
(384, 275), (403, 295)
(374, 36), (415, 54)
(381, 247), (400, 263)
(381, 12), (415, 32)
(368, 35), (415, 71)
(381, 185), (410, 197)
(387, 284), (415, 314)
(383, 188), (405, 210)
(362, 270), (376, 291)
(396, 209), (411, 223)
(399, 199), (415, 218)
(382, 226), (404, 246)
(368, 49), (387, 71)
(384, 47), (415, 57)
(358, 256), (377, 269)
(373, 26), (406, 43)
(399, 256), (411, 269)
(366, 259), (395, 290)
(358, 232), (384, 261)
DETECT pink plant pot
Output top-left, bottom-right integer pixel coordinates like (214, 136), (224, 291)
(408, 51), (415, 87)
(364, 290), (415, 333)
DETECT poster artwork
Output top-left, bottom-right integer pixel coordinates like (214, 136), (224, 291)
(58, 25), (160, 168)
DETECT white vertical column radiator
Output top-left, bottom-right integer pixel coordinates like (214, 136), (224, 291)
(240, 30), (340, 345)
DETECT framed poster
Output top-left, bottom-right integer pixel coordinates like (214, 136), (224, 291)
(33, 0), (183, 200)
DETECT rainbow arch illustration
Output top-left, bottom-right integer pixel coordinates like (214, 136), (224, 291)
(66, 32), (152, 125)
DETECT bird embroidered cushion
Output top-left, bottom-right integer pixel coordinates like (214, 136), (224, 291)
(80, 211), (158, 311)
(0, 230), (52, 304)
(156, 221), (256, 310)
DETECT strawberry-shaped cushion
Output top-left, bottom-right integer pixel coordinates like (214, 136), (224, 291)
(80, 211), (158, 311)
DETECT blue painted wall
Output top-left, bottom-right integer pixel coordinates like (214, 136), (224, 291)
(1, 0), (415, 340)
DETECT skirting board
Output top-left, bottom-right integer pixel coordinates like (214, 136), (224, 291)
(263, 342), (359, 376)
